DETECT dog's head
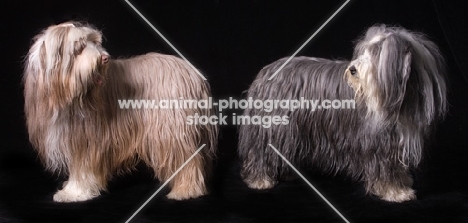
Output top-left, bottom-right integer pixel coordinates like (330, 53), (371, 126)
(345, 25), (447, 126)
(24, 22), (109, 108)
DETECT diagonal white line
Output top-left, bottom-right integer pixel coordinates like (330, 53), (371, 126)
(267, 0), (351, 80)
(268, 144), (350, 223)
(125, 144), (207, 223)
(124, 0), (207, 80)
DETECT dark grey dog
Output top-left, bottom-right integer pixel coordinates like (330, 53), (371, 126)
(238, 25), (447, 202)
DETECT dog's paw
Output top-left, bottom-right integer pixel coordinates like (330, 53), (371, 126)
(53, 183), (99, 202)
(166, 190), (204, 200)
(53, 190), (93, 202)
(377, 187), (416, 202)
(244, 177), (277, 190)
(166, 185), (207, 200)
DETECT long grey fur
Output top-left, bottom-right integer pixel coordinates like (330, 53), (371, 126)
(238, 25), (447, 202)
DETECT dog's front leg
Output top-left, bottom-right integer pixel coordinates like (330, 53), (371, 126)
(53, 169), (105, 202)
(366, 167), (416, 202)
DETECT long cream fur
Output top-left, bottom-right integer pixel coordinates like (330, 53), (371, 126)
(23, 22), (218, 202)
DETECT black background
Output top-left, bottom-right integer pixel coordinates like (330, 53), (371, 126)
(1, 0), (467, 222)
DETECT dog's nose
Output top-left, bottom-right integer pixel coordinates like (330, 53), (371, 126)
(348, 65), (357, 75)
(101, 55), (109, 64)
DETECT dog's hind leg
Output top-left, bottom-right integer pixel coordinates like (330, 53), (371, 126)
(240, 149), (278, 190)
(163, 152), (210, 200)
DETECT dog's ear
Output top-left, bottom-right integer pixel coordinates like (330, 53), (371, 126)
(375, 34), (412, 114)
(376, 31), (448, 127)
(398, 33), (447, 126)
(30, 25), (85, 108)
(25, 36), (47, 80)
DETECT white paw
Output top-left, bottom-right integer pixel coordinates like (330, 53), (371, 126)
(166, 186), (207, 200)
(378, 187), (416, 202)
(244, 177), (277, 190)
(53, 190), (93, 202)
(53, 182), (99, 202)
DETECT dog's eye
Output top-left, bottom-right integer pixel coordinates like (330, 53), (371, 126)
(349, 66), (357, 76)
